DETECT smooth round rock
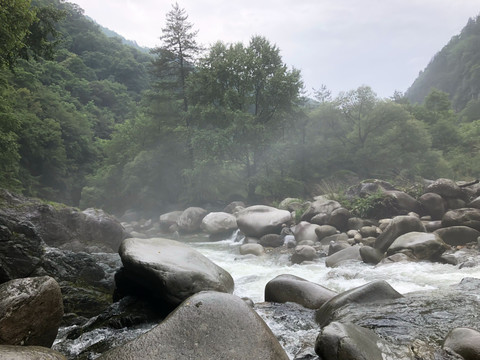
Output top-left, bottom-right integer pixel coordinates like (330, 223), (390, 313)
(434, 226), (480, 246)
(291, 245), (317, 264)
(236, 205), (291, 238)
(315, 280), (403, 326)
(177, 207), (208, 233)
(325, 246), (362, 267)
(239, 243), (265, 256)
(443, 327), (480, 360)
(265, 274), (337, 309)
(374, 216), (426, 252)
(97, 291), (290, 360)
(442, 208), (480, 231)
(201, 212), (237, 235)
(118, 237), (234, 305)
(294, 221), (320, 242)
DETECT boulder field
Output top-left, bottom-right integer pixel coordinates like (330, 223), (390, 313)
(1, 177), (480, 359)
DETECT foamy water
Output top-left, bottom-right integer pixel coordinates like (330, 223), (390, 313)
(189, 237), (480, 302)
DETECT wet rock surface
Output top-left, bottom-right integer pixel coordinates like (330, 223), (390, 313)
(0, 276), (63, 347)
(97, 291), (290, 360)
(331, 278), (480, 359)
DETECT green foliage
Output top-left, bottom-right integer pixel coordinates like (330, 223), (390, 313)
(342, 191), (389, 219)
(0, 0), (36, 68)
(406, 15), (480, 111)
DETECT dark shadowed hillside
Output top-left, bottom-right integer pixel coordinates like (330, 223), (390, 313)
(406, 14), (480, 112)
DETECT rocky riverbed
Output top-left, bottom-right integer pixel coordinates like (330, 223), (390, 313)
(1, 178), (480, 359)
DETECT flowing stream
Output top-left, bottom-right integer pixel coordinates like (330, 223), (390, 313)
(55, 232), (480, 359)
(187, 233), (480, 359)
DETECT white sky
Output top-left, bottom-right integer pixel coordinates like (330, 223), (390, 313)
(71, 0), (480, 98)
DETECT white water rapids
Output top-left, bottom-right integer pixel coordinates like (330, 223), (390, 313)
(187, 234), (480, 359)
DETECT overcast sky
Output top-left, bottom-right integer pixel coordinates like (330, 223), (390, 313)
(72, 0), (479, 98)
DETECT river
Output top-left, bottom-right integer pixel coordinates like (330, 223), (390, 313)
(188, 233), (480, 359)
(54, 232), (480, 359)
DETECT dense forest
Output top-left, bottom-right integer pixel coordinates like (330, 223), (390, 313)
(1, 0), (480, 215)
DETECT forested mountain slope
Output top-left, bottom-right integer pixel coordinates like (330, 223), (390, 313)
(0, 0), (151, 205)
(406, 14), (480, 112)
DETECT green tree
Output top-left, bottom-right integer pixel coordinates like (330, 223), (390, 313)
(0, 0), (36, 68)
(186, 36), (303, 200)
(150, 2), (202, 168)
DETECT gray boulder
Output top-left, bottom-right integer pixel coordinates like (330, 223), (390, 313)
(0, 276), (63, 347)
(426, 178), (465, 199)
(442, 208), (480, 231)
(264, 274), (337, 309)
(468, 196), (480, 209)
(98, 291), (290, 360)
(0, 215), (44, 283)
(158, 211), (183, 232)
(33, 248), (119, 318)
(291, 245), (317, 264)
(359, 246), (384, 265)
(278, 198), (304, 212)
(0, 345), (66, 360)
(443, 327), (480, 360)
(375, 215), (426, 253)
(315, 280), (403, 326)
(315, 225), (338, 242)
(118, 238), (234, 306)
(201, 212), (237, 235)
(321, 232), (349, 245)
(239, 243), (265, 256)
(301, 200), (342, 222)
(418, 193), (446, 220)
(384, 190), (422, 215)
(294, 221), (320, 242)
(177, 207), (208, 233)
(236, 205), (291, 238)
(223, 201), (245, 214)
(259, 234), (284, 248)
(327, 207), (352, 231)
(328, 241), (350, 256)
(0, 190), (126, 253)
(325, 246), (361, 267)
(386, 232), (449, 261)
(315, 322), (385, 360)
(434, 226), (480, 246)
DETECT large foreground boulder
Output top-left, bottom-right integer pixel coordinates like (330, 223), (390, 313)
(117, 238), (234, 306)
(315, 322), (385, 360)
(98, 291), (290, 360)
(315, 280), (403, 326)
(264, 274), (337, 309)
(0, 276), (63, 347)
(236, 205), (291, 238)
(0, 345), (66, 360)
